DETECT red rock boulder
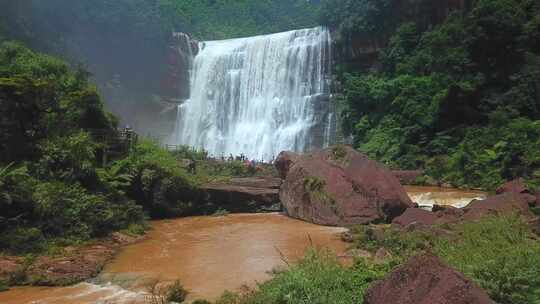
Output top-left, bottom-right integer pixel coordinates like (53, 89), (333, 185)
(495, 178), (538, 207)
(392, 208), (438, 227)
(364, 254), (494, 304)
(202, 177), (281, 212)
(277, 146), (413, 226)
(462, 192), (532, 221)
(496, 178), (530, 195)
(275, 151), (299, 179)
(392, 206), (464, 229)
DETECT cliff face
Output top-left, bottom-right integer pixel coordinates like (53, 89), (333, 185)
(335, 0), (472, 69)
(160, 32), (199, 103)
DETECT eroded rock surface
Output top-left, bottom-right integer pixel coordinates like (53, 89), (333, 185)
(202, 177), (281, 212)
(496, 178), (530, 195)
(364, 254), (494, 304)
(277, 146), (413, 226)
(393, 190), (537, 231)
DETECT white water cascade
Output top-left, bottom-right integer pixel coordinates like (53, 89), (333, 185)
(171, 27), (333, 160)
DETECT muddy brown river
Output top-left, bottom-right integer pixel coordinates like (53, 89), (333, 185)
(0, 187), (486, 304)
(0, 214), (347, 304)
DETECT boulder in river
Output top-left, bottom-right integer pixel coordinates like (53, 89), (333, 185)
(364, 253), (494, 304)
(462, 192), (532, 221)
(277, 146), (413, 226)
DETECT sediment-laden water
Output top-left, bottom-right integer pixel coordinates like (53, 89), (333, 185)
(0, 214), (346, 304)
(405, 186), (486, 209)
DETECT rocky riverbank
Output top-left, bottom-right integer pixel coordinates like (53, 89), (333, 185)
(201, 177), (282, 213)
(0, 232), (144, 289)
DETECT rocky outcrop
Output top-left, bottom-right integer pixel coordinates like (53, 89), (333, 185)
(160, 32), (199, 102)
(392, 205), (465, 230)
(462, 192), (532, 221)
(277, 146), (413, 226)
(393, 191), (536, 229)
(275, 151), (299, 179)
(364, 254), (494, 304)
(496, 178), (530, 195)
(202, 177), (281, 212)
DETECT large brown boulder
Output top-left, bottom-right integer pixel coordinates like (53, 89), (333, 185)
(364, 254), (494, 304)
(391, 206), (463, 226)
(392, 208), (438, 227)
(495, 178), (538, 207)
(496, 178), (530, 195)
(275, 151), (299, 179)
(278, 146), (413, 226)
(462, 192), (532, 221)
(393, 192), (533, 229)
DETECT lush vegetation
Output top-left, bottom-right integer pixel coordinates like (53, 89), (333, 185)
(0, 39), (275, 256)
(211, 248), (390, 304)
(0, 41), (226, 254)
(324, 0), (540, 190)
(159, 0), (321, 40)
(0, 41), (144, 253)
(352, 216), (540, 304)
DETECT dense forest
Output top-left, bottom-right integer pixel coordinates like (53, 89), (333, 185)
(323, 0), (540, 190)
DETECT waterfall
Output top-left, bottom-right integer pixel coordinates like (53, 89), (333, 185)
(171, 27), (333, 160)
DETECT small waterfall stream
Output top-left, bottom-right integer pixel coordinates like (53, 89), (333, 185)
(171, 27), (333, 160)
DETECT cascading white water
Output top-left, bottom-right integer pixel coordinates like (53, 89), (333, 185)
(171, 27), (333, 160)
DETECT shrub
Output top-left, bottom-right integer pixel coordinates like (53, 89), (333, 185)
(36, 132), (99, 187)
(0, 280), (7, 292)
(166, 280), (188, 303)
(215, 291), (241, 304)
(0, 227), (45, 253)
(116, 140), (201, 218)
(434, 216), (540, 304)
(303, 177), (326, 192)
(229, 248), (388, 304)
(212, 208), (230, 217)
(331, 145), (348, 161)
(33, 181), (144, 241)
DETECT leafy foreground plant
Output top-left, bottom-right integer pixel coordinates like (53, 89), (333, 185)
(145, 279), (189, 304)
(353, 216), (540, 304)
(214, 248), (389, 304)
(434, 216), (540, 304)
(0, 280), (8, 292)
